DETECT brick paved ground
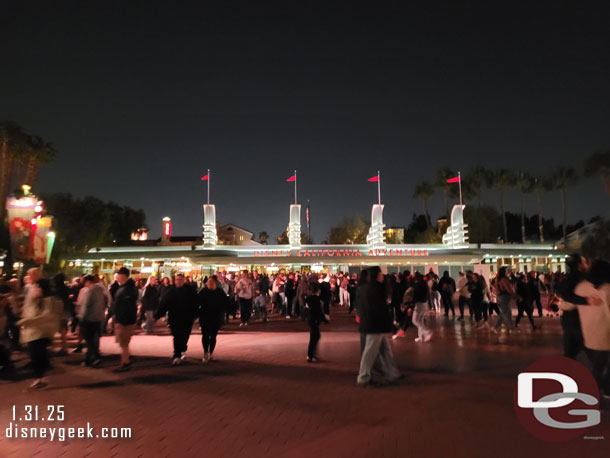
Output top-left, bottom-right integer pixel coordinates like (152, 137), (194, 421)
(1, 307), (609, 458)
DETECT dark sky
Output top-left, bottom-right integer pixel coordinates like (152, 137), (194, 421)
(2, 1), (609, 242)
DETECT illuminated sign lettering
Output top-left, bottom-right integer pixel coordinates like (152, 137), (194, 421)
(252, 249), (428, 258)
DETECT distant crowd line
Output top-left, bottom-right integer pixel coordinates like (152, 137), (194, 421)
(1, 256), (609, 394)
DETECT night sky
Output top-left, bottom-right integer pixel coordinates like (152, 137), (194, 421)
(2, 1), (609, 242)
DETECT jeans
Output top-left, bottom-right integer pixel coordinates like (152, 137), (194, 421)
(27, 338), (50, 379)
(308, 325), (320, 358)
(143, 310), (155, 334)
(340, 288), (350, 307)
(170, 322), (192, 358)
(239, 298), (253, 323)
(357, 334), (401, 384)
(254, 300), (267, 321)
(412, 303), (432, 340)
(495, 294), (514, 330)
(80, 320), (102, 364)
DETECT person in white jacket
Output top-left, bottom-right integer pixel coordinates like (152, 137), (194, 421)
(18, 269), (61, 389)
(574, 260), (610, 398)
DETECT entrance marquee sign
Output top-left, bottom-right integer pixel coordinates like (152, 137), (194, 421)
(253, 248), (430, 258)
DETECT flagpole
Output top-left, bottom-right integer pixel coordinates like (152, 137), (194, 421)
(294, 170), (297, 204)
(458, 171), (462, 207)
(207, 169), (210, 205)
(377, 171), (381, 205)
(307, 199), (310, 241)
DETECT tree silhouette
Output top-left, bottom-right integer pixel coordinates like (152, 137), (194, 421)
(550, 167), (579, 240)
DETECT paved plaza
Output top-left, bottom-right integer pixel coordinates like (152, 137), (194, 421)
(1, 308), (609, 458)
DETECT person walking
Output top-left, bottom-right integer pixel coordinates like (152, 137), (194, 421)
(306, 283), (328, 362)
(515, 274), (536, 331)
(469, 273), (487, 328)
(456, 272), (471, 321)
(412, 272), (433, 342)
(235, 270), (254, 326)
(575, 260), (610, 398)
(557, 254), (591, 359)
(285, 273), (297, 318)
(111, 267), (139, 372)
(156, 273), (198, 365)
(438, 271), (456, 317)
(18, 270), (61, 389)
(78, 275), (107, 367)
(357, 266), (402, 387)
(198, 276), (229, 363)
(492, 267), (517, 333)
(141, 275), (160, 334)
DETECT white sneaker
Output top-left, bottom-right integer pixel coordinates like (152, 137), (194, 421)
(172, 357), (181, 366)
(202, 353), (209, 363)
(208, 353), (213, 361)
(180, 353), (187, 360)
(414, 337), (422, 343)
(285, 315), (291, 319)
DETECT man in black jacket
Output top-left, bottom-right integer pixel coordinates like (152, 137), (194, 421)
(305, 282), (329, 362)
(112, 268), (139, 372)
(357, 266), (402, 386)
(155, 273), (198, 366)
(198, 276), (228, 363)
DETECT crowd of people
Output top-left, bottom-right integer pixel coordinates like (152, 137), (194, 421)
(0, 257), (609, 395)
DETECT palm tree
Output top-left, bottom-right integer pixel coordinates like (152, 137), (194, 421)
(0, 121), (26, 220)
(532, 175), (552, 242)
(435, 168), (456, 219)
(491, 169), (516, 242)
(258, 231), (269, 245)
(413, 181), (435, 227)
(516, 172), (534, 243)
(584, 150), (610, 195)
(465, 166), (491, 207)
(23, 135), (56, 187)
(551, 167), (579, 241)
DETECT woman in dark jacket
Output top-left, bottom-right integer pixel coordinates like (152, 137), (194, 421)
(198, 276), (229, 363)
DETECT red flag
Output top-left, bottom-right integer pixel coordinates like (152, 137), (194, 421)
(368, 176), (379, 182)
(201, 174), (209, 180)
(286, 175), (296, 182)
(446, 176), (460, 183)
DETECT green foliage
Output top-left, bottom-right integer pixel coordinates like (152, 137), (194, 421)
(276, 231), (312, 244)
(404, 214), (429, 243)
(40, 192), (146, 259)
(581, 220), (610, 261)
(517, 171), (535, 194)
(414, 227), (441, 243)
(463, 205), (503, 243)
(258, 231), (269, 244)
(584, 151), (610, 179)
(551, 167), (579, 190)
(584, 151), (610, 195)
(328, 216), (369, 244)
